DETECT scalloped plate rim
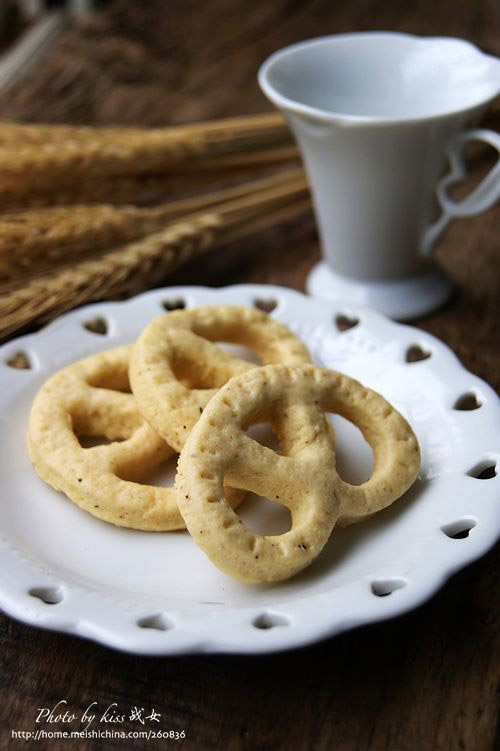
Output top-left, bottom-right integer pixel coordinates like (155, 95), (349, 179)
(0, 283), (498, 655)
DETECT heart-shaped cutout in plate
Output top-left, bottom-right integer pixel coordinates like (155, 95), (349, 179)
(405, 344), (431, 363)
(335, 313), (359, 332)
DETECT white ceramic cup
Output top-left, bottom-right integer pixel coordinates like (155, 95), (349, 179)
(259, 32), (500, 319)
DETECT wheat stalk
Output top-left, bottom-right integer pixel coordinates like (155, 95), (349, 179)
(0, 168), (306, 280)
(0, 175), (311, 339)
(0, 112), (288, 146)
(0, 113), (295, 189)
(0, 167), (256, 209)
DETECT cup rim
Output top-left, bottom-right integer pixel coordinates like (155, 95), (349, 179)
(258, 31), (500, 126)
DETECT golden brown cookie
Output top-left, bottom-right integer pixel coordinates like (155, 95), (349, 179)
(176, 364), (421, 583)
(130, 305), (312, 452)
(28, 345), (243, 531)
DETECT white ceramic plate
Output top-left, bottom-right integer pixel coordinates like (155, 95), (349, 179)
(0, 284), (498, 655)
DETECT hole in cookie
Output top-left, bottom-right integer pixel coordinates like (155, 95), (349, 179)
(237, 493), (292, 536)
(246, 423), (282, 452)
(441, 517), (477, 539)
(6, 351), (31, 369)
(253, 298), (277, 313)
(453, 392), (482, 411)
(171, 346), (260, 390)
(83, 317), (108, 336)
(405, 345), (431, 363)
(467, 460), (497, 480)
(162, 298), (186, 311)
(252, 612), (290, 629)
(370, 578), (406, 597)
(217, 342), (262, 365)
(327, 414), (374, 485)
(117, 454), (178, 487)
(77, 434), (127, 448)
(335, 313), (359, 332)
(28, 586), (64, 605)
(137, 613), (172, 631)
(86, 371), (132, 394)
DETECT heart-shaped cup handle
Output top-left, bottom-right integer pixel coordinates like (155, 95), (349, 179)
(420, 128), (500, 256)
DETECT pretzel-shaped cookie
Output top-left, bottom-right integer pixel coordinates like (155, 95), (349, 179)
(130, 305), (312, 452)
(176, 364), (421, 583)
(28, 346), (243, 531)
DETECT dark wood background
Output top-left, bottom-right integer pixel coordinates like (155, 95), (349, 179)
(0, 2), (499, 750)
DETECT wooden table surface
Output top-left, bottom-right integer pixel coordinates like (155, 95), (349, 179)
(0, 2), (499, 750)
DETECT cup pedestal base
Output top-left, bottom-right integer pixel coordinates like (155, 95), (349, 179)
(306, 261), (453, 320)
